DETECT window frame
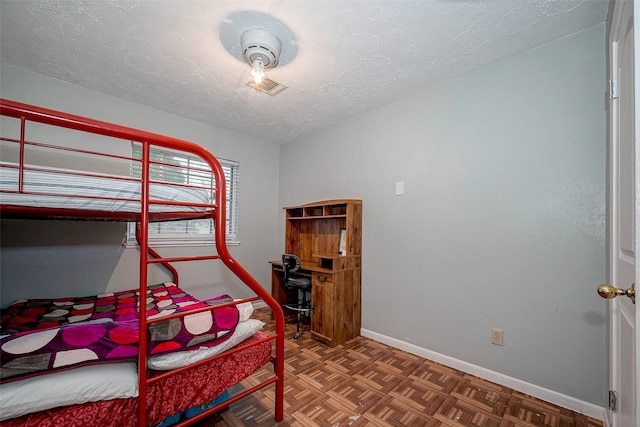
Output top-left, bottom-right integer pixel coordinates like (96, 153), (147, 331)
(125, 145), (240, 248)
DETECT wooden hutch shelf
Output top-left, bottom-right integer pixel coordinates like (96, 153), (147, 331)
(271, 199), (362, 347)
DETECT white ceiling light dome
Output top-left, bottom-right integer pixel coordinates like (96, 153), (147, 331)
(241, 28), (281, 83)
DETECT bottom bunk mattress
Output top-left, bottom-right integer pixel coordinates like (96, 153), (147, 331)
(0, 330), (272, 427)
(0, 284), (273, 426)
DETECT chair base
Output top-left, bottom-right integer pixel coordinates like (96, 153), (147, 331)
(284, 303), (311, 339)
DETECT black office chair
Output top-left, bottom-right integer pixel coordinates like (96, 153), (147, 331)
(282, 254), (312, 339)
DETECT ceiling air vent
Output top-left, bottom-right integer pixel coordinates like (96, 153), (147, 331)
(246, 76), (288, 96)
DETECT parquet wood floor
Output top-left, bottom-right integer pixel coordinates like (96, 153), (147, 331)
(194, 309), (603, 427)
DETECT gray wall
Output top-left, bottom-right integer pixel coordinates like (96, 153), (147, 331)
(279, 24), (607, 406)
(0, 64), (280, 304)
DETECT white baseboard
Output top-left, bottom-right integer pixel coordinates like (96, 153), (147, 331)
(360, 328), (607, 422)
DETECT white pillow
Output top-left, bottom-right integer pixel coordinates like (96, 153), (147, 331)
(148, 319), (264, 371)
(235, 300), (254, 321)
(0, 362), (138, 421)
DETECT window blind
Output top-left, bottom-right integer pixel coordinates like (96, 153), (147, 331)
(127, 144), (239, 245)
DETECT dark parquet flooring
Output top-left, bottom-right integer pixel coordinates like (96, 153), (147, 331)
(194, 309), (603, 427)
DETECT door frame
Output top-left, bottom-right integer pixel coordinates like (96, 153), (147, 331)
(606, 1), (639, 426)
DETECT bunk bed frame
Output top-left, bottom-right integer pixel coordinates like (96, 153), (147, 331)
(0, 99), (285, 426)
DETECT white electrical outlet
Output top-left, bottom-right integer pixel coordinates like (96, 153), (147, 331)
(491, 328), (504, 346)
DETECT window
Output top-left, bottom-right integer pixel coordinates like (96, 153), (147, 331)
(126, 144), (239, 246)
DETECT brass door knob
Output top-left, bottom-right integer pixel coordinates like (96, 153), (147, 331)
(597, 284), (635, 304)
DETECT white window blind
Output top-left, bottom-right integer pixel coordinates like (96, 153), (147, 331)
(126, 144), (239, 246)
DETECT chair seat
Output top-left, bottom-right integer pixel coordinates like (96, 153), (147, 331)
(284, 277), (311, 313)
(286, 277), (311, 289)
(283, 276), (311, 314)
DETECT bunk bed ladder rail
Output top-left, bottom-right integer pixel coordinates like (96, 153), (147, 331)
(135, 140), (285, 426)
(138, 142), (151, 427)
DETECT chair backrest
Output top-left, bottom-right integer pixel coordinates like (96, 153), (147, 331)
(282, 253), (301, 283)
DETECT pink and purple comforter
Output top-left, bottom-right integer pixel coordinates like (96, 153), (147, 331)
(0, 283), (239, 383)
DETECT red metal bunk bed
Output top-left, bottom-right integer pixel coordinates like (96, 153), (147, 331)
(0, 99), (285, 426)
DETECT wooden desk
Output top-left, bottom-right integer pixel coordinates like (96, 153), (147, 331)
(270, 258), (361, 347)
(276, 199), (362, 347)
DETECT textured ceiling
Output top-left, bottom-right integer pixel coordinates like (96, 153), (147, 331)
(0, 1), (609, 144)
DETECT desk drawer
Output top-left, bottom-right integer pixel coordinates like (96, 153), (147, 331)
(312, 273), (333, 286)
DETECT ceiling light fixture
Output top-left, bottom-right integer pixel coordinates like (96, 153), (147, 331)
(251, 57), (266, 83)
(241, 28), (280, 85)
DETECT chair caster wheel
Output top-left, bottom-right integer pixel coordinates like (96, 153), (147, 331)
(293, 333), (299, 339)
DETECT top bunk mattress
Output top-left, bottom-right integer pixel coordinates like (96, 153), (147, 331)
(0, 162), (212, 217)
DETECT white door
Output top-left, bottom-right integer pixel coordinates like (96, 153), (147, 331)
(603, 1), (639, 427)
